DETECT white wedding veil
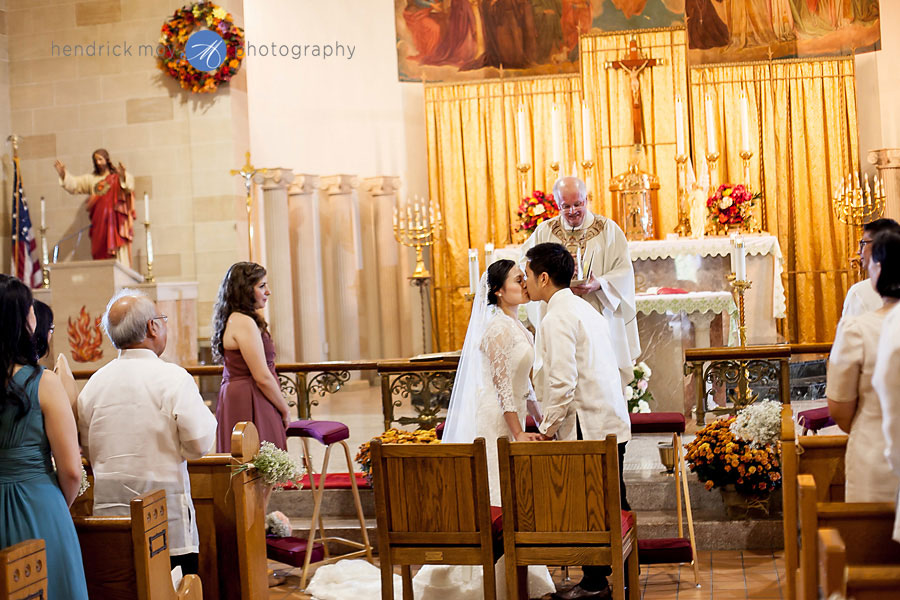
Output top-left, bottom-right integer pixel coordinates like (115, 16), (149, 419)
(441, 271), (491, 443)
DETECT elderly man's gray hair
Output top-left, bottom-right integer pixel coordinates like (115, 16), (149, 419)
(552, 176), (588, 206)
(102, 288), (157, 349)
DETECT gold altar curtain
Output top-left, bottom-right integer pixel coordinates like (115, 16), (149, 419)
(425, 76), (582, 351)
(689, 58), (859, 343)
(580, 27), (688, 234)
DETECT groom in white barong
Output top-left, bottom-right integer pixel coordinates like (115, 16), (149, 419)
(522, 175), (640, 386)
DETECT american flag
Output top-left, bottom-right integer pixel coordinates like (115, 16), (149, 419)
(11, 156), (42, 288)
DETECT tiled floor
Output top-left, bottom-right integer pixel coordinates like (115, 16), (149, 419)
(268, 550), (786, 599)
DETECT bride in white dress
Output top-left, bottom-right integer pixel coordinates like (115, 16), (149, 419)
(413, 260), (557, 599)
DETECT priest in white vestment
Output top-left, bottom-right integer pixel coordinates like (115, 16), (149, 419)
(522, 176), (640, 385)
(842, 219), (899, 318)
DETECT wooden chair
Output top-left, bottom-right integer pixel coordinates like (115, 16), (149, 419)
(0, 540), (47, 600)
(73, 489), (203, 600)
(796, 474), (899, 600)
(819, 528), (900, 600)
(370, 437), (501, 600)
(781, 404), (848, 600)
(187, 421), (268, 600)
(498, 436), (640, 600)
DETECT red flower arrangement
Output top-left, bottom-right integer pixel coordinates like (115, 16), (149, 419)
(706, 184), (760, 235)
(517, 190), (559, 234)
(158, 2), (245, 94)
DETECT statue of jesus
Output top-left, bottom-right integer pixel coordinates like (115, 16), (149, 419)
(54, 148), (136, 268)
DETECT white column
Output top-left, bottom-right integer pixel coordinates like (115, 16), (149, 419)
(287, 174), (327, 362)
(255, 169), (296, 362)
(363, 176), (406, 359)
(320, 175), (363, 361)
(868, 148), (900, 222)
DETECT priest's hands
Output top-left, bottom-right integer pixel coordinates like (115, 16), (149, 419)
(571, 273), (600, 297)
(53, 160), (66, 179)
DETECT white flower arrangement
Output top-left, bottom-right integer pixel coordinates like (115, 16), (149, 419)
(265, 511), (293, 537)
(627, 361), (654, 413)
(233, 441), (305, 486)
(730, 399), (781, 447)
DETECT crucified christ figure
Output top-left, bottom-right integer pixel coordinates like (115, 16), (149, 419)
(606, 38), (661, 147)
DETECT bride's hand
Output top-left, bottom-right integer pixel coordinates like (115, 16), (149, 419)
(515, 432), (545, 442)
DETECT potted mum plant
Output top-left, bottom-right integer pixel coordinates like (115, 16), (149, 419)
(355, 428), (440, 485)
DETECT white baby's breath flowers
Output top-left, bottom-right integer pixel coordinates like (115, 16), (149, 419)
(730, 399), (781, 447)
(234, 442), (305, 486)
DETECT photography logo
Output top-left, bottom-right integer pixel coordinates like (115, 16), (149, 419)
(185, 29), (225, 71)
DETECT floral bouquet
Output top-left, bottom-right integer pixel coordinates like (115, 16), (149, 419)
(517, 190), (559, 234)
(706, 184), (760, 235)
(355, 428), (440, 484)
(232, 441), (305, 486)
(626, 362), (653, 413)
(684, 410), (782, 496)
(729, 400), (781, 447)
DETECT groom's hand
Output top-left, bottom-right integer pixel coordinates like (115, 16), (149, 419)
(515, 432), (546, 442)
(539, 433), (555, 441)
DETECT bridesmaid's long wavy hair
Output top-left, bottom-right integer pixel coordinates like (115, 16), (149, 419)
(210, 262), (269, 364)
(0, 275), (39, 419)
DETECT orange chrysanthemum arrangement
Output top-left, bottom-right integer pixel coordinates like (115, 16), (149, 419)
(158, 2), (245, 94)
(355, 428), (440, 484)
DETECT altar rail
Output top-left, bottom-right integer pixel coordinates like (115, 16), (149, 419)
(73, 356), (461, 431)
(684, 343), (832, 425)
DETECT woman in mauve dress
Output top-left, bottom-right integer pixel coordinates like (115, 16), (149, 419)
(211, 262), (290, 454)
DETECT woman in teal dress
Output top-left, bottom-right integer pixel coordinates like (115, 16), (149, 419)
(0, 274), (88, 599)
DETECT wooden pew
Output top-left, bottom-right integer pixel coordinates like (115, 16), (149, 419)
(0, 540), (47, 600)
(187, 422), (267, 600)
(73, 489), (203, 600)
(819, 528), (900, 600)
(781, 404), (848, 600)
(797, 474), (900, 600)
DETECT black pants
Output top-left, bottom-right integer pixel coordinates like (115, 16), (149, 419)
(576, 418), (629, 592)
(170, 552), (199, 576)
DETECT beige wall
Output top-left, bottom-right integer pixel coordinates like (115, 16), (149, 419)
(0, 0), (10, 273)
(3, 0), (249, 340)
(857, 3), (900, 170)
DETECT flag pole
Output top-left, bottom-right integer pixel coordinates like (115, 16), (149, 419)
(8, 135), (20, 279)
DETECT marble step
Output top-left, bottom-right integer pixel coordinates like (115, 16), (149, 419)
(280, 510), (783, 552)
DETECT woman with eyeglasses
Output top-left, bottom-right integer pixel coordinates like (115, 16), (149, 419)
(210, 262), (290, 454)
(842, 218), (900, 318)
(826, 230), (900, 502)
(0, 274), (89, 598)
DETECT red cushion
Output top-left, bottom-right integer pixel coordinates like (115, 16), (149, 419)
(657, 287), (688, 295)
(637, 537), (693, 564)
(798, 407), (835, 432)
(435, 422), (445, 439)
(266, 536), (326, 567)
(621, 510), (635, 536)
(280, 472), (371, 490)
(286, 420), (350, 445)
(629, 412), (686, 434)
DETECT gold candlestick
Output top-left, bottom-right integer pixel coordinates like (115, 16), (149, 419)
(728, 275), (752, 347)
(39, 225), (50, 288)
(230, 151), (266, 261)
(393, 197), (442, 280)
(144, 220), (155, 283)
(581, 159), (594, 204)
(517, 162), (532, 206)
(549, 161), (560, 190)
(738, 150), (761, 233)
(673, 154), (691, 236)
(706, 151), (720, 197)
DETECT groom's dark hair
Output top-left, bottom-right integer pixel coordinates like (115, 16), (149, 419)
(526, 242), (574, 288)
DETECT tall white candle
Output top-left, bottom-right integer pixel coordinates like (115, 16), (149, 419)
(735, 238), (747, 281)
(551, 103), (562, 164)
(485, 242), (495, 267)
(468, 249), (480, 294)
(675, 95), (685, 158)
(143, 192), (150, 223)
(739, 91), (751, 154)
(705, 94), (717, 156)
(581, 101), (593, 162)
(40, 197), (46, 229)
(730, 233), (738, 274)
(516, 105), (528, 165)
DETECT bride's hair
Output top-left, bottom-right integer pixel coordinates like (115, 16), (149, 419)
(486, 259), (515, 305)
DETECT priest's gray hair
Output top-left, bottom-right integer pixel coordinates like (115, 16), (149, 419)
(552, 176), (588, 206)
(102, 288), (156, 349)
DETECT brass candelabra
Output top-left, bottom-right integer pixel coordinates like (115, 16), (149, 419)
(673, 154), (691, 236)
(706, 151), (720, 197)
(144, 220), (155, 283)
(832, 171), (885, 227)
(393, 197), (442, 280)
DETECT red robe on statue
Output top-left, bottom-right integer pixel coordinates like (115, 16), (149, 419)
(86, 173), (136, 261)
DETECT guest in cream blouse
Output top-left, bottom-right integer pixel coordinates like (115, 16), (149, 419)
(827, 230), (900, 502)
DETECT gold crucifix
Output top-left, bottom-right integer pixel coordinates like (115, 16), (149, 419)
(230, 151), (266, 261)
(605, 38), (663, 147)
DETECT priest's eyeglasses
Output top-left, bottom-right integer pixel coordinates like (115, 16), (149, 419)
(151, 315), (168, 324)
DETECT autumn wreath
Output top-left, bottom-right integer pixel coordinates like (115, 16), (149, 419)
(158, 2), (245, 94)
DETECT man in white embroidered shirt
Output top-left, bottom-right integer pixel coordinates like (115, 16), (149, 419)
(78, 289), (217, 576)
(525, 242), (632, 600)
(842, 218), (900, 318)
